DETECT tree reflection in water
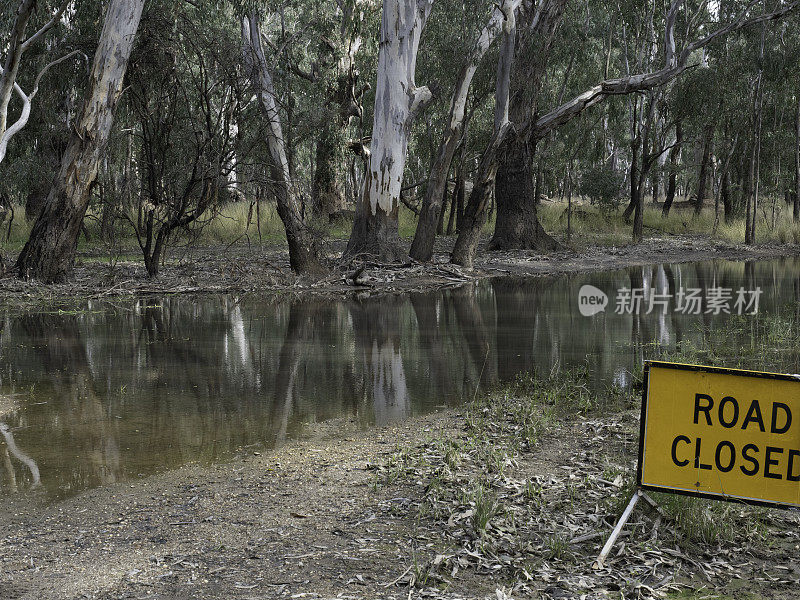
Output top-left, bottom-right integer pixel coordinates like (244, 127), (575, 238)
(0, 258), (798, 498)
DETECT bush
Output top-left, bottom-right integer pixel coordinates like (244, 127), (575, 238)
(580, 165), (624, 213)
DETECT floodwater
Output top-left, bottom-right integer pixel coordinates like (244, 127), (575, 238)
(1, 258), (799, 499)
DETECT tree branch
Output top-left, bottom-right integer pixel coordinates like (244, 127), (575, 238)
(0, 50), (83, 164)
(531, 0), (799, 140)
(21, 0), (71, 52)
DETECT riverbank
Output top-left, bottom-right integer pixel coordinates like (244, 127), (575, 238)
(1, 372), (797, 600)
(1, 235), (799, 308)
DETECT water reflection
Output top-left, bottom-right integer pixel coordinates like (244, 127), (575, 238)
(0, 423), (40, 489)
(0, 258), (799, 499)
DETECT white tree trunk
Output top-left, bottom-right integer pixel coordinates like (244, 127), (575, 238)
(0, 0), (73, 165)
(367, 0), (433, 213)
(345, 0), (434, 259)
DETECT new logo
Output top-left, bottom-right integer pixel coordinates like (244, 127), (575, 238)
(578, 285), (608, 316)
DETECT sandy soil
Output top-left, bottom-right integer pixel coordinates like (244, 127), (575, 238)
(1, 235), (799, 306)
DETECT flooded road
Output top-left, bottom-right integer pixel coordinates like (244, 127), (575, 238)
(1, 258), (798, 499)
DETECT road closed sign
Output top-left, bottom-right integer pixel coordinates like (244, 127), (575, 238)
(637, 361), (800, 509)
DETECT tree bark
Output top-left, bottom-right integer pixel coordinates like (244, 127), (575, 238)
(623, 124), (640, 222)
(490, 0), (566, 252)
(721, 170), (732, 221)
(242, 13), (326, 275)
(489, 136), (559, 251)
(409, 0), (520, 262)
(631, 94), (658, 242)
(346, 0), (434, 261)
(311, 120), (345, 219)
(694, 123), (714, 215)
(662, 120), (682, 217)
(795, 91), (799, 223)
(16, 0), (145, 282)
(436, 183), (448, 235)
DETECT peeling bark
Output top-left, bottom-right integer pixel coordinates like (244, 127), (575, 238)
(346, 0), (434, 261)
(16, 0), (145, 283)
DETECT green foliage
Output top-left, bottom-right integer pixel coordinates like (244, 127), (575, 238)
(579, 166), (624, 213)
(2, 0), (800, 269)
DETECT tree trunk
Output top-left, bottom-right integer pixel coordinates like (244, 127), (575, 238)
(409, 0), (520, 262)
(346, 0), (434, 261)
(0, 0), (36, 136)
(489, 137), (559, 251)
(450, 0), (517, 268)
(454, 167), (465, 233)
(489, 0), (566, 252)
(446, 165), (461, 235)
(721, 171), (732, 221)
(311, 121), (344, 220)
(694, 124), (714, 215)
(662, 120), (682, 217)
(624, 127), (640, 222)
(436, 183), (448, 235)
(311, 62), (363, 220)
(242, 13), (326, 274)
(652, 172), (660, 205)
(0, 1), (74, 165)
(15, 0), (145, 282)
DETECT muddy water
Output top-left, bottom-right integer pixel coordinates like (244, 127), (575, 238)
(1, 258), (799, 499)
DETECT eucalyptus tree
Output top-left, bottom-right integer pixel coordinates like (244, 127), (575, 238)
(409, 0), (522, 262)
(0, 0), (78, 165)
(344, 0), (436, 260)
(450, 0), (799, 267)
(16, 0), (145, 282)
(449, 0), (520, 266)
(306, 0), (374, 220)
(241, 9), (327, 274)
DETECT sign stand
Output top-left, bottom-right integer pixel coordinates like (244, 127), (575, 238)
(594, 490), (640, 569)
(594, 489), (664, 569)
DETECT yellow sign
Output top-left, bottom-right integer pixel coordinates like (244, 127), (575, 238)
(638, 361), (800, 509)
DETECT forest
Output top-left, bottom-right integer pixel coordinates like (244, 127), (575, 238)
(4, 2), (800, 597)
(0, 0), (799, 284)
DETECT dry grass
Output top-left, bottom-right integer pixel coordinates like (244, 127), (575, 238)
(538, 196), (800, 248)
(2, 195), (797, 261)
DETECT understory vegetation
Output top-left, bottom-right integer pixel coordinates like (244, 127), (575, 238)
(3, 196), (800, 261)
